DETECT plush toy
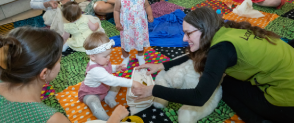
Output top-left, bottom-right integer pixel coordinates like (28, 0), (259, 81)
(153, 59), (222, 123)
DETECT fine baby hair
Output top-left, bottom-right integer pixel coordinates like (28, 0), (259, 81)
(62, 1), (82, 22)
(83, 32), (115, 55)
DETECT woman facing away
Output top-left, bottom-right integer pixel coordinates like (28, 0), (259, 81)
(0, 27), (129, 123)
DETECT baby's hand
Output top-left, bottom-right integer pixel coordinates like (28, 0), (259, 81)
(112, 105), (129, 120)
(116, 24), (123, 31)
(116, 64), (127, 72)
(148, 15), (154, 23)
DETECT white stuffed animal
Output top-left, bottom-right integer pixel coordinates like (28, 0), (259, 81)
(153, 59), (222, 123)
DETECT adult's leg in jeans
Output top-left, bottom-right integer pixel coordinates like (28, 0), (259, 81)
(221, 76), (294, 123)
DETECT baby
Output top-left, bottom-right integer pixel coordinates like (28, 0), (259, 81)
(78, 32), (139, 121)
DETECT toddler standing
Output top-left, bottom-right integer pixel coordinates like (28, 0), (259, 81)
(114, 0), (154, 66)
(78, 32), (140, 121)
(62, 1), (105, 52)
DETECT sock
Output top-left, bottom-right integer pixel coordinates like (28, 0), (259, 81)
(121, 55), (130, 66)
(84, 95), (109, 121)
(62, 43), (69, 52)
(104, 91), (119, 108)
(136, 54), (145, 65)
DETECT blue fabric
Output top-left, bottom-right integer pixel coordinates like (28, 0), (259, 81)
(110, 9), (189, 47)
(14, 15), (46, 28)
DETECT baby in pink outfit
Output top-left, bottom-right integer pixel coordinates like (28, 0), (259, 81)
(78, 32), (139, 121)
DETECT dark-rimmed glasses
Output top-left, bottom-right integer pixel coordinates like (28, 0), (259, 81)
(185, 30), (199, 38)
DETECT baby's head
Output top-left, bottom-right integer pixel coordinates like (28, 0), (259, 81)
(62, 1), (81, 22)
(84, 32), (115, 66)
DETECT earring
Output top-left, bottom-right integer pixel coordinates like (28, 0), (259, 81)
(45, 78), (49, 85)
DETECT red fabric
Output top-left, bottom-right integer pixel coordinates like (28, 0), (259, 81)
(78, 62), (112, 102)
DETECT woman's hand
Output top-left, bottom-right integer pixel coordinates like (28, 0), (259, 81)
(132, 81), (154, 100)
(136, 63), (164, 75)
(44, 0), (58, 9)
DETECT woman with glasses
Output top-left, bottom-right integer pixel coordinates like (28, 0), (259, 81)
(132, 7), (294, 123)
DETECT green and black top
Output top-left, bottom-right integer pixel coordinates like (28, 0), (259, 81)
(0, 95), (57, 123)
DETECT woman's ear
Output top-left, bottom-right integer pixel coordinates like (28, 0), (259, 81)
(40, 68), (48, 80)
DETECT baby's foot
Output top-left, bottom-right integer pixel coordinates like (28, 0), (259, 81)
(104, 95), (118, 108)
(136, 54), (145, 65)
(93, 108), (109, 121)
(121, 55), (130, 66)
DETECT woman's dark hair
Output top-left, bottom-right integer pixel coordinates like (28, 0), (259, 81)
(0, 27), (63, 84)
(62, 1), (82, 22)
(184, 7), (280, 73)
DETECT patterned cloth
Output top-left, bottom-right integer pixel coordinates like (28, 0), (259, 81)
(183, 9), (192, 14)
(41, 84), (55, 100)
(223, 11), (279, 28)
(282, 9), (294, 19)
(265, 16), (294, 39)
(167, 0), (206, 8)
(101, 20), (120, 37)
(151, 1), (185, 18)
(163, 100), (236, 123)
(253, 2), (294, 15)
(0, 23), (14, 36)
(64, 15), (93, 52)
(13, 15), (46, 28)
(153, 47), (187, 59)
(62, 47), (76, 57)
(42, 95), (67, 117)
(0, 95), (57, 123)
(120, 0), (150, 52)
(191, 0), (234, 15)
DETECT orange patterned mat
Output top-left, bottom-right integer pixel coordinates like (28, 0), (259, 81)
(223, 11), (279, 28)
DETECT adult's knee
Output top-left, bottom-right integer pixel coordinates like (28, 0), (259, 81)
(94, 2), (107, 13)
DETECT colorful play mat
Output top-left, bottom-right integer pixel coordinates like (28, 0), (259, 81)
(1, 0), (294, 122)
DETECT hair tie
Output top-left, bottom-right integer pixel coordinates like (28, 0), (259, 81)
(85, 39), (115, 55)
(0, 45), (8, 69)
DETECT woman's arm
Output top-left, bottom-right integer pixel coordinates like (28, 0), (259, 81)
(47, 112), (71, 123)
(136, 55), (189, 75)
(30, 0), (58, 10)
(134, 42), (237, 106)
(152, 42), (237, 106)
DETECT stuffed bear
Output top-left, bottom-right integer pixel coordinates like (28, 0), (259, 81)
(153, 59), (222, 123)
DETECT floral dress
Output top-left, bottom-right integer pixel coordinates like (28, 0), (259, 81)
(120, 0), (150, 52)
